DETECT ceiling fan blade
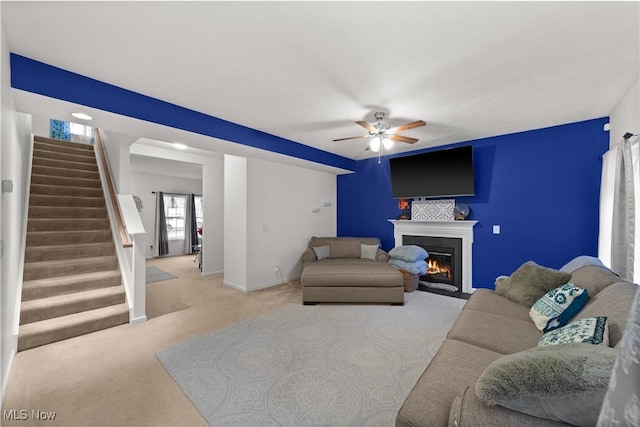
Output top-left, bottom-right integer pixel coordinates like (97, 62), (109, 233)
(390, 120), (426, 132)
(356, 121), (375, 132)
(332, 135), (367, 142)
(390, 134), (419, 144)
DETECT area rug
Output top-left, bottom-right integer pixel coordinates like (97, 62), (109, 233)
(156, 291), (466, 426)
(145, 266), (177, 284)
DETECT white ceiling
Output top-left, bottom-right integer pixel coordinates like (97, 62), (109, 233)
(3, 1), (639, 163)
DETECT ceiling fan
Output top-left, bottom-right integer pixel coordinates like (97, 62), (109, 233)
(333, 112), (426, 155)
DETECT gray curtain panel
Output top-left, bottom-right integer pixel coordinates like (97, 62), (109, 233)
(611, 138), (636, 281)
(183, 194), (198, 254)
(597, 288), (640, 427)
(154, 191), (169, 256)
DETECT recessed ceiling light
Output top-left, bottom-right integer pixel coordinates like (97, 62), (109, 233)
(71, 112), (93, 120)
(172, 143), (188, 150)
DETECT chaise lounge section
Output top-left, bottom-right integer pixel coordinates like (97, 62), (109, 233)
(300, 237), (404, 305)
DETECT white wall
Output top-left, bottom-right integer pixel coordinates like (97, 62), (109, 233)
(609, 78), (639, 148)
(247, 157), (336, 289)
(31, 113), (49, 138)
(1, 22), (32, 401)
(223, 155), (336, 292)
(223, 155), (248, 289)
(130, 167), (203, 258)
(202, 160), (224, 274)
(101, 130), (138, 194)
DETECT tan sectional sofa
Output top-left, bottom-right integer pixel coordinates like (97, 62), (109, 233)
(396, 262), (638, 427)
(300, 237), (404, 305)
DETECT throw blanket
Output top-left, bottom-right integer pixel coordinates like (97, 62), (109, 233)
(559, 256), (609, 274)
(389, 259), (428, 275)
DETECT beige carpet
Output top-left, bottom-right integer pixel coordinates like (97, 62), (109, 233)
(2, 255), (301, 426)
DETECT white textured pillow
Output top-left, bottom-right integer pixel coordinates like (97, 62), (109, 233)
(312, 245), (330, 260)
(360, 244), (379, 260)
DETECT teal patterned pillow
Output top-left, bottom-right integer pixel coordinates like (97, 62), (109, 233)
(538, 317), (609, 347)
(530, 284), (588, 332)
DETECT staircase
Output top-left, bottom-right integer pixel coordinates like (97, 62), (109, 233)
(18, 136), (129, 351)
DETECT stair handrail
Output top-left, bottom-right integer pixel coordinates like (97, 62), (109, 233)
(95, 129), (132, 248)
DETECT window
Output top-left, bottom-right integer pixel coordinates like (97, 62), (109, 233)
(164, 194), (186, 240)
(49, 119), (95, 144)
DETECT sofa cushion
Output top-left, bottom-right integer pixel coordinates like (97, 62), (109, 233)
(529, 284), (588, 332)
(569, 265), (622, 298)
(449, 386), (568, 427)
(312, 245), (330, 260)
(396, 339), (503, 427)
(389, 245), (428, 262)
(447, 309), (542, 355)
(496, 261), (572, 308)
(475, 343), (617, 427)
(462, 289), (532, 322)
(360, 243), (379, 260)
(329, 239), (360, 258)
(538, 317), (609, 347)
(301, 259), (403, 287)
(575, 281), (638, 347)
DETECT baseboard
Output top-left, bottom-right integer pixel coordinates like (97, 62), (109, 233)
(222, 280), (247, 292)
(201, 269), (223, 277)
(223, 277), (300, 293)
(1, 347), (16, 406)
(130, 315), (147, 325)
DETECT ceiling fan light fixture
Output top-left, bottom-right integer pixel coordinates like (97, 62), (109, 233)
(382, 137), (393, 149)
(369, 138), (381, 152)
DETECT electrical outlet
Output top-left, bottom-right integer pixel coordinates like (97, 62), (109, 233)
(274, 266), (281, 274)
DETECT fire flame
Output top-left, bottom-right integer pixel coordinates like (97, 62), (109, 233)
(427, 259), (451, 278)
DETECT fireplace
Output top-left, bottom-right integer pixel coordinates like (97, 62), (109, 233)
(389, 219), (477, 295)
(403, 235), (462, 294)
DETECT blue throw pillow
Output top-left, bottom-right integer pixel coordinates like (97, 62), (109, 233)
(529, 284), (588, 332)
(389, 245), (428, 262)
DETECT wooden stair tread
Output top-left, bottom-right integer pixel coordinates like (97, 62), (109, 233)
(33, 136), (95, 151)
(22, 270), (122, 289)
(21, 270), (122, 301)
(19, 303), (129, 334)
(21, 286), (125, 315)
(18, 303), (129, 351)
(24, 255), (118, 269)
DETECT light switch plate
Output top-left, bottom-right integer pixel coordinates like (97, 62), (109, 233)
(493, 225), (501, 234)
(2, 179), (13, 194)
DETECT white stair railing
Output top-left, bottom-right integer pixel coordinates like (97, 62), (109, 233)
(94, 129), (147, 324)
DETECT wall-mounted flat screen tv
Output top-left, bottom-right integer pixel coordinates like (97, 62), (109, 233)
(389, 145), (475, 199)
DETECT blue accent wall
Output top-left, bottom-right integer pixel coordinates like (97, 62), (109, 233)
(10, 53), (355, 172)
(338, 118), (609, 289)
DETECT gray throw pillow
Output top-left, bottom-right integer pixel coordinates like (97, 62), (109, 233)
(360, 243), (379, 260)
(476, 342), (618, 427)
(495, 261), (571, 307)
(312, 245), (330, 260)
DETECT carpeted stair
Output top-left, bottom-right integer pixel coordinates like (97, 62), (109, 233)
(18, 136), (129, 351)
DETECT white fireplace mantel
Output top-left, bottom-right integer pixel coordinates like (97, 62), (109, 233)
(389, 220), (478, 293)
